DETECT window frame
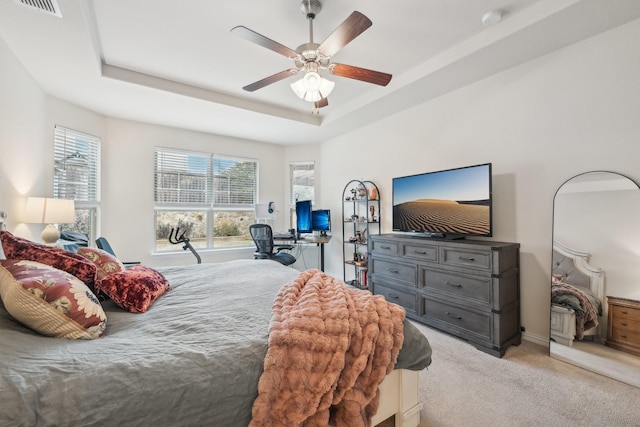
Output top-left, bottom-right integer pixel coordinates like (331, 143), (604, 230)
(53, 125), (101, 241)
(154, 147), (258, 252)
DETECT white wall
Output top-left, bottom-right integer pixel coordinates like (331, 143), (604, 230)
(0, 36), (48, 237)
(315, 18), (640, 342)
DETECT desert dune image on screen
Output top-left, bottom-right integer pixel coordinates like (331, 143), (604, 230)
(393, 165), (491, 235)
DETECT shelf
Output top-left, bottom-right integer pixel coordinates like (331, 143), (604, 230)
(345, 260), (367, 267)
(342, 179), (380, 284)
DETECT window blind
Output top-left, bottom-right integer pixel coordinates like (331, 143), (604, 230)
(213, 155), (257, 206)
(154, 148), (257, 207)
(289, 161), (315, 206)
(53, 126), (100, 202)
(154, 148), (212, 205)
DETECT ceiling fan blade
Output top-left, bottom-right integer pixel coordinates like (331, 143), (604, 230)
(231, 26), (298, 58)
(314, 97), (329, 108)
(318, 11), (372, 57)
(243, 69), (299, 92)
(329, 63), (392, 86)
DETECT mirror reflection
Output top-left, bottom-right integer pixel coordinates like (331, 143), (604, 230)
(550, 171), (640, 388)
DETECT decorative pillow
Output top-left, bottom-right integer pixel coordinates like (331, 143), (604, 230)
(0, 231), (97, 291)
(96, 265), (171, 313)
(77, 247), (126, 280)
(0, 260), (106, 339)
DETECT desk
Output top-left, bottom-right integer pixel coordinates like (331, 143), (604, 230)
(274, 234), (331, 271)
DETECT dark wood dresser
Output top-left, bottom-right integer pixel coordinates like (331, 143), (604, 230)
(606, 296), (640, 356)
(369, 234), (521, 357)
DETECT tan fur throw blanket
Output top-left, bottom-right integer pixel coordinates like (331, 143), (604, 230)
(250, 269), (406, 427)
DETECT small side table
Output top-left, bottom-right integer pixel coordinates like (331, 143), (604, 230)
(606, 296), (640, 357)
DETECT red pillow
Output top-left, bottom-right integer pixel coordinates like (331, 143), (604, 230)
(96, 265), (171, 313)
(0, 231), (97, 291)
(77, 247), (126, 280)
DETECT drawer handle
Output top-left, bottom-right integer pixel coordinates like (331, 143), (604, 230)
(414, 250), (427, 255)
(621, 322), (628, 327)
(387, 268), (399, 273)
(621, 310), (628, 315)
(445, 281), (462, 288)
(381, 245), (391, 250)
(446, 311), (462, 320)
(621, 334), (628, 338)
(458, 256), (475, 262)
(387, 293), (400, 299)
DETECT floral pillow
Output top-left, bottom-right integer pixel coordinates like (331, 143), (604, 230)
(0, 231), (97, 292)
(0, 259), (106, 339)
(77, 247), (126, 280)
(96, 265), (171, 313)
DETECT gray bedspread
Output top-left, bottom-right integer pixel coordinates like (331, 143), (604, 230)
(0, 260), (431, 427)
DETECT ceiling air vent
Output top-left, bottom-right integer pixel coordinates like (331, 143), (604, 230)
(14, 0), (62, 18)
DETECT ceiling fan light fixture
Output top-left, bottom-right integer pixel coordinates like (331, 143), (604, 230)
(290, 71), (334, 102)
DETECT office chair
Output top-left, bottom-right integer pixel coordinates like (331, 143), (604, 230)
(249, 224), (296, 266)
(96, 237), (141, 268)
(95, 237), (115, 255)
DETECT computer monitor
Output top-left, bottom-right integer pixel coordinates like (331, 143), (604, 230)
(295, 200), (312, 235)
(311, 209), (331, 234)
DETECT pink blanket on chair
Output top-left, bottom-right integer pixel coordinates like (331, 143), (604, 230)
(250, 269), (405, 427)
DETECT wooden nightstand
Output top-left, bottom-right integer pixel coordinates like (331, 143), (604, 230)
(606, 296), (640, 357)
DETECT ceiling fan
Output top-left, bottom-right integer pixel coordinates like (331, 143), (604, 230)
(231, 0), (392, 110)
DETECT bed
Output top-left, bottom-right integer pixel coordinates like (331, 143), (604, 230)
(550, 241), (605, 347)
(0, 247), (431, 427)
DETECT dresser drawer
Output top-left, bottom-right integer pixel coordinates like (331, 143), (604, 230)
(370, 240), (399, 256)
(611, 304), (640, 321)
(609, 327), (640, 345)
(370, 258), (416, 285)
(422, 298), (491, 338)
(441, 247), (491, 272)
(403, 244), (438, 262)
(422, 269), (491, 304)
(610, 317), (640, 333)
(374, 283), (417, 315)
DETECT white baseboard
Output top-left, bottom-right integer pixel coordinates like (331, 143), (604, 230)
(522, 331), (549, 348)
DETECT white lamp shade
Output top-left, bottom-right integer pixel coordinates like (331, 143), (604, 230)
(24, 197), (76, 224)
(23, 197), (47, 223)
(43, 198), (76, 223)
(290, 71), (334, 102)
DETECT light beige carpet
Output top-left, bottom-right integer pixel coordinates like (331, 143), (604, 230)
(412, 322), (640, 427)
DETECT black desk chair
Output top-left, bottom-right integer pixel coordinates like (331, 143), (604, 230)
(249, 224), (296, 266)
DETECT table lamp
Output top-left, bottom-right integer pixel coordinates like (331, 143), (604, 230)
(24, 197), (76, 245)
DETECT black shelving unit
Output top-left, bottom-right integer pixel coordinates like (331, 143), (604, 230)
(342, 179), (380, 289)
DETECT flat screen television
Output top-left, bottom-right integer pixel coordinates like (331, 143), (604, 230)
(295, 200), (313, 234)
(311, 209), (331, 234)
(392, 163), (492, 238)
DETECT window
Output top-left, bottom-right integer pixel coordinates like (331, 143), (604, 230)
(289, 161), (315, 229)
(154, 148), (257, 251)
(53, 125), (100, 241)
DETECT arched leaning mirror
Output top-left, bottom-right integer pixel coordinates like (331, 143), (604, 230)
(550, 171), (640, 388)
